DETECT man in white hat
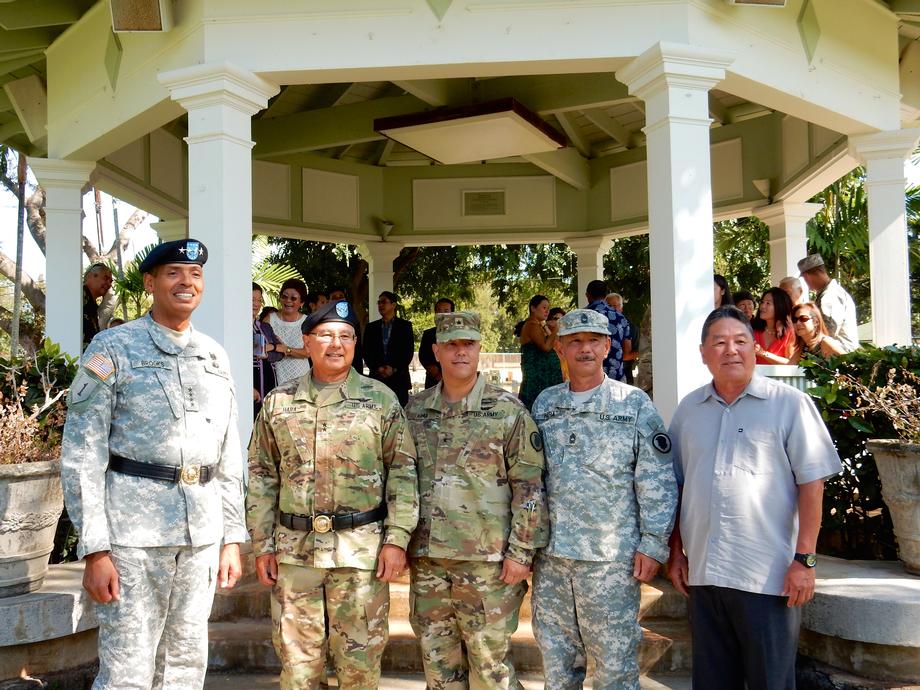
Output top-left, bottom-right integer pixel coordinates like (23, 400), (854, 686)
(797, 253), (859, 351)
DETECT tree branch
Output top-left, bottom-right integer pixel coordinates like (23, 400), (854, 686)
(101, 209), (146, 263)
(25, 186), (45, 254)
(0, 250), (45, 315)
(0, 304), (38, 354)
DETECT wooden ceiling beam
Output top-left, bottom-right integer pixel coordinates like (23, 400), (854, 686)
(555, 111), (591, 158)
(582, 107), (632, 147)
(252, 94), (428, 157)
(0, 1), (82, 30)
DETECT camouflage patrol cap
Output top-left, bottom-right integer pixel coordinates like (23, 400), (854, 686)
(558, 308), (610, 336)
(435, 311), (481, 342)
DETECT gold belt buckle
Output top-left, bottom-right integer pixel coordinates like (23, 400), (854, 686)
(180, 465), (201, 484)
(312, 514), (333, 533)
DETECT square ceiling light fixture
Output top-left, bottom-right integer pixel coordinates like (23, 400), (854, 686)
(374, 98), (567, 165)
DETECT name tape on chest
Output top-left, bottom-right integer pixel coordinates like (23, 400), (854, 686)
(131, 359), (171, 370)
(343, 401), (383, 411)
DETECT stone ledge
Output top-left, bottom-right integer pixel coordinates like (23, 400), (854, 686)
(0, 563), (96, 647)
(805, 556), (920, 647)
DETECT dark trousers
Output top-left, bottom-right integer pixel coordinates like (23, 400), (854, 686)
(689, 585), (801, 690)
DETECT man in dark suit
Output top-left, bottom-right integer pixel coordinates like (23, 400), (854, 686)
(364, 291), (415, 405)
(417, 297), (455, 389)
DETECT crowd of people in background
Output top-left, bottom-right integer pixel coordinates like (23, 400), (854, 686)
(81, 248), (861, 422)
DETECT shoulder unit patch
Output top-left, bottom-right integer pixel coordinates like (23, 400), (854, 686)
(652, 432), (672, 454)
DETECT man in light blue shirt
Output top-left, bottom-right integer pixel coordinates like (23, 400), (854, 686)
(667, 306), (841, 690)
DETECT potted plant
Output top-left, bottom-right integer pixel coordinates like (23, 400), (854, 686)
(0, 341), (76, 597)
(830, 355), (920, 575)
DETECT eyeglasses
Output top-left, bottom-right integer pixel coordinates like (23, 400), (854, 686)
(310, 332), (357, 344)
(794, 315), (813, 323)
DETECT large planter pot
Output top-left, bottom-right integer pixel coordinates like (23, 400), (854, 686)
(867, 439), (920, 576)
(0, 460), (64, 597)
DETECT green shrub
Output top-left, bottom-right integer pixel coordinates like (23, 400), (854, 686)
(800, 345), (920, 560)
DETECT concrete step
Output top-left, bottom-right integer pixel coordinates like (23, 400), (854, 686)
(203, 671), (693, 689)
(210, 575), (687, 625)
(208, 616), (692, 676)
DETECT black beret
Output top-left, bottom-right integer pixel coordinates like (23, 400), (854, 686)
(139, 239), (208, 273)
(302, 300), (360, 334)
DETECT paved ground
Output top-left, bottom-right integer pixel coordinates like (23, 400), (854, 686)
(204, 672), (692, 689)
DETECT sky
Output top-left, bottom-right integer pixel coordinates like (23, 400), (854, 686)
(0, 155), (919, 284)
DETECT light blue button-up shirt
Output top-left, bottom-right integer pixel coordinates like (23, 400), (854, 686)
(669, 374), (842, 595)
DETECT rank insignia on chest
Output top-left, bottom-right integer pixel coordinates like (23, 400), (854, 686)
(568, 432), (576, 444)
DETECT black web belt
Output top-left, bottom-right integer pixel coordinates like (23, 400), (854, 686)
(109, 455), (216, 485)
(280, 505), (387, 534)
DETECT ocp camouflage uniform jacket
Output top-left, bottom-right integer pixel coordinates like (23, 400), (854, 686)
(61, 313), (248, 560)
(532, 378), (677, 564)
(247, 368), (419, 570)
(406, 375), (548, 566)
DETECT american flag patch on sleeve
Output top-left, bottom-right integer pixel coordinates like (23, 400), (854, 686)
(85, 353), (115, 381)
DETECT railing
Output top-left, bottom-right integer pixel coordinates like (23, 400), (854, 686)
(756, 364), (813, 392)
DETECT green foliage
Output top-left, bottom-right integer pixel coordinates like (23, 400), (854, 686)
(0, 339), (78, 420)
(112, 243), (155, 319)
(251, 236), (304, 307)
(714, 216), (771, 297)
(800, 346), (920, 560)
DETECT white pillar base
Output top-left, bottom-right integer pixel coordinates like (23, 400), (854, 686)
(618, 42), (733, 422)
(29, 158), (96, 357)
(566, 236), (612, 305)
(755, 202), (823, 289)
(848, 128), (920, 346)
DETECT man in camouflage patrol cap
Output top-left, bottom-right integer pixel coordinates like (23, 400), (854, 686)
(247, 299), (419, 690)
(61, 238), (247, 689)
(405, 311), (549, 690)
(530, 308), (677, 690)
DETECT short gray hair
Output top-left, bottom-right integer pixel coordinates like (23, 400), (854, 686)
(84, 263), (112, 280)
(700, 306), (753, 344)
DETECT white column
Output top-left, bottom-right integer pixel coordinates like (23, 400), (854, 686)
(617, 43), (733, 422)
(566, 236), (612, 304)
(754, 202), (823, 287)
(159, 63), (279, 444)
(849, 128), (920, 346)
(360, 241), (404, 303)
(29, 158), (95, 357)
(150, 219), (188, 243)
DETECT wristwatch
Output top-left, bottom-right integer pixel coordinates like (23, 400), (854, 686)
(793, 552), (817, 568)
(285, 345), (292, 355)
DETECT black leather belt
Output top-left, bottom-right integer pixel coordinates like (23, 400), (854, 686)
(109, 455), (216, 485)
(280, 505), (387, 534)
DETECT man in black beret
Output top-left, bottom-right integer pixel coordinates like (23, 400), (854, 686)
(61, 236), (247, 690)
(247, 299), (419, 689)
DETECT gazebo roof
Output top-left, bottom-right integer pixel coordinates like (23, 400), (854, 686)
(1, 1), (917, 162)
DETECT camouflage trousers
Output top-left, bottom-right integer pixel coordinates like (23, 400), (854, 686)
(531, 554), (641, 690)
(410, 558), (527, 690)
(93, 542), (219, 690)
(272, 563), (389, 690)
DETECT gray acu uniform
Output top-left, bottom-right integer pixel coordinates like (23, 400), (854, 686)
(531, 378), (677, 690)
(61, 314), (247, 690)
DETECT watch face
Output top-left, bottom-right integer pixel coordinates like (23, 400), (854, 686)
(805, 553), (817, 567)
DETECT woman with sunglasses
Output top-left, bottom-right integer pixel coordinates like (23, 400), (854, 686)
(268, 278), (312, 385)
(789, 302), (847, 364)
